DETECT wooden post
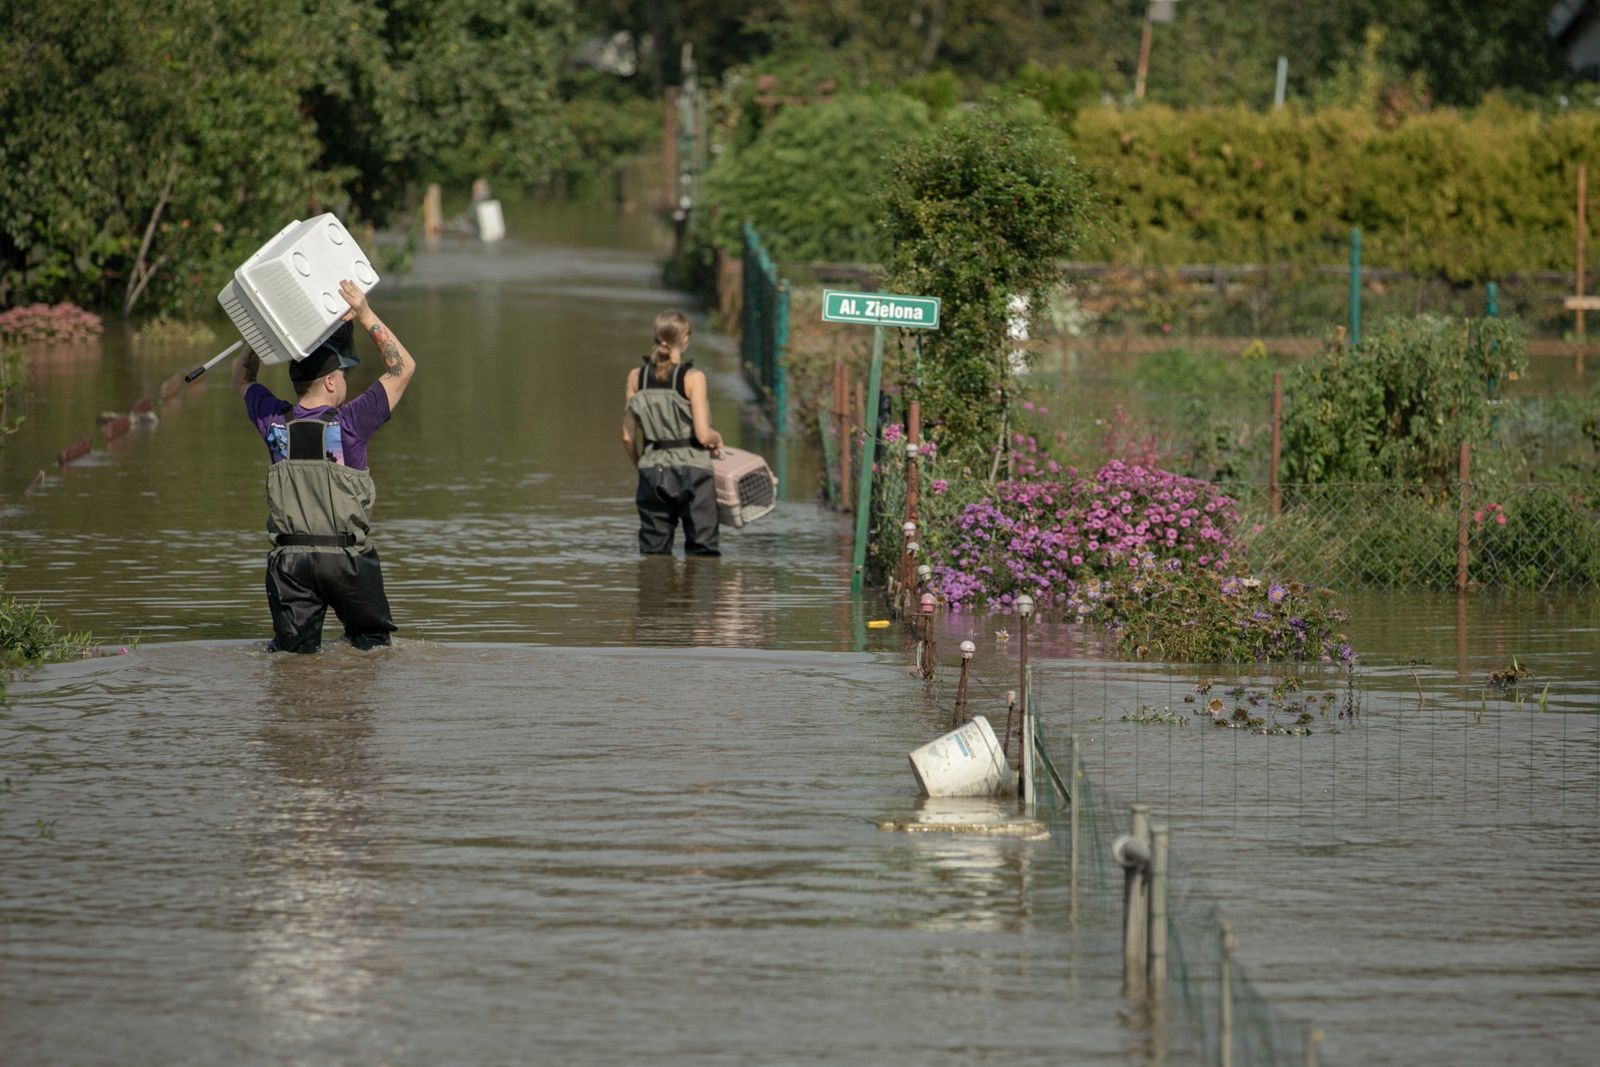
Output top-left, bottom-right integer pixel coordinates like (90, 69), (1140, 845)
(1578, 163), (1588, 379)
(1456, 442), (1470, 593)
(1134, 19), (1153, 100)
(422, 183), (442, 240)
(661, 88), (679, 214)
(1269, 372), (1282, 516)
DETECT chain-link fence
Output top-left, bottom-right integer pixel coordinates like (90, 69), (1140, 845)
(1224, 480), (1600, 591)
(740, 222), (790, 434)
(1029, 716), (1323, 1066)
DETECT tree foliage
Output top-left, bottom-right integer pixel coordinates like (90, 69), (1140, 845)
(0, 0), (574, 316)
(882, 108), (1095, 459)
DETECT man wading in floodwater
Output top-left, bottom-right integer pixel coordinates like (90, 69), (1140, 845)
(233, 280), (416, 652)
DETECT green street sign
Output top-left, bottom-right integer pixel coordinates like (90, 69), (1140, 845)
(822, 289), (940, 330)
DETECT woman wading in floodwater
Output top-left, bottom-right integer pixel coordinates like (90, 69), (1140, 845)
(621, 310), (724, 555)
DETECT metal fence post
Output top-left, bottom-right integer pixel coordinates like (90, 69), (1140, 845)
(849, 326), (885, 595)
(1220, 920), (1236, 1067)
(1305, 1025), (1324, 1067)
(1120, 804), (1151, 997)
(774, 279), (790, 437)
(1148, 824), (1169, 999)
(1068, 736), (1080, 902)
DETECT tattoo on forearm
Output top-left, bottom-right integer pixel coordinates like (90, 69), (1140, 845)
(243, 354), (259, 383)
(369, 321), (405, 379)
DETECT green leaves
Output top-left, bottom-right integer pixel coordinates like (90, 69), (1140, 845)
(1281, 314), (1528, 484)
(0, 0), (575, 315)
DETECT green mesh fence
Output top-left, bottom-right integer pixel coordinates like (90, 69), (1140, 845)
(1029, 718), (1326, 1067)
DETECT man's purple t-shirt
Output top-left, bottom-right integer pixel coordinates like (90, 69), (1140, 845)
(245, 381), (391, 471)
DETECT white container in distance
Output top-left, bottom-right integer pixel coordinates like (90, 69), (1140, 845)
(712, 447), (778, 527)
(474, 199), (506, 243)
(907, 715), (1017, 798)
(217, 214), (379, 367)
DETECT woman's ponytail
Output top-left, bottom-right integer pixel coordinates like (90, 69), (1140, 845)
(650, 310), (691, 383)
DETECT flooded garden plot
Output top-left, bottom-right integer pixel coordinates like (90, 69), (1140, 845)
(0, 643), (1134, 1066)
(5, 194), (1600, 1065)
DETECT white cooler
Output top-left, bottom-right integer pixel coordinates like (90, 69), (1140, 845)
(217, 214), (379, 366)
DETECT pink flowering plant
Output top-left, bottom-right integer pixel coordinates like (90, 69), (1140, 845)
(924, 460), (1243, 610)
(0, 303), (104, 346)
(886, 408), (1354, 662)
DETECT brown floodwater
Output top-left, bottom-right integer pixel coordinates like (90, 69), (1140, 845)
(3, 193), (1598, 1066)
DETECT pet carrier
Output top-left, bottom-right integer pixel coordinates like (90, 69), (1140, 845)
(712, 447), (778, 528)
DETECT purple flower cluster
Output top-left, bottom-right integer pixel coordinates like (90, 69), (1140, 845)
(929, 460), (1242, 609)
(0, 303), (104, 345)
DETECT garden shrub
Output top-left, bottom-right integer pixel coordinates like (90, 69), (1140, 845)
(1280, 314), (1527, 484)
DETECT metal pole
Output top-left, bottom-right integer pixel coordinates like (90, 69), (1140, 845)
(1456, 442), (1470, 593)
(850, 326), (885, 595)
(1068, 735), (1080, 901)
(1349, 227), (1362, 347)
(1273, 55), (1288, 110)
(1485, 280), (1498, 318)
(1220, 920), (1236, 1067)
(839, 362), (853, 513)
(1306, 1026), (1324, 1067)
(1122, 804), (1151, 997)
(1148, 825), (1169, 999)
(1022, 665), (1036, 814)
(1269, 372), (1282, 516)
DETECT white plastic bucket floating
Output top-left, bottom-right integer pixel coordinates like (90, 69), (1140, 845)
(474, 199), (505, 243)
(907, 715), (1017, 798)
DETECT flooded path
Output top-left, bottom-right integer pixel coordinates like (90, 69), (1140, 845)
(3, 194), (1599, 1065)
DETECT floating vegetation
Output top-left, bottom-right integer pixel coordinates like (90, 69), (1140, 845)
(1488, 657), (1530, 690)
(1122, 705), (1189, 726)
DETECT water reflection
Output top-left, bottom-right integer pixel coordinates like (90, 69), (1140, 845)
(627, 556), (778, 648)
(236, 651), (394, 1058)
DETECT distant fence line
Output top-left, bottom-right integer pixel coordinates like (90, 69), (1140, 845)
(738, 223), (789, 435)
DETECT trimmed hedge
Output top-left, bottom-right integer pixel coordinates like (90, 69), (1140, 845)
(1067, 102), (1600, 281)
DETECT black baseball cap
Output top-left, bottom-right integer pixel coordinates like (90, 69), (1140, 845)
(289, 322), (359, 385)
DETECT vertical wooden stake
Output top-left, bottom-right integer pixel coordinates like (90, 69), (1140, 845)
(1269, 372), (1283, 517)
(1456, 442), (1471, 594)
(422, 183), (442, 240)
(1578, 163), (1588, 379)
(1134, 20), (1153, 100)
(661, 89), (679, 214)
